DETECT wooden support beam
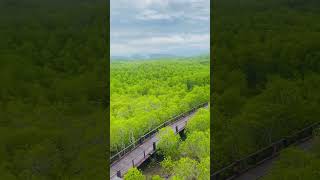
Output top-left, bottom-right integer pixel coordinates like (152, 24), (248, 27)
(153, 142), (156, 151)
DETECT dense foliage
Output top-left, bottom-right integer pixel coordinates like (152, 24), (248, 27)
(124, 168), (146, 180)
(0, 0), (107, 179)
(158, 108), (210, 179)
(213, 0), (320, 171)
(124, 107), (210, 179)
(110, 58), (209, 152)
(263, 136), (320, 180)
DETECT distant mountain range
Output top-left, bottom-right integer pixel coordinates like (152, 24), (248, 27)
(111, 53), (180, 60)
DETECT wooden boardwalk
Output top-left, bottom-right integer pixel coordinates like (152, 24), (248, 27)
(110, 104), (208, 179)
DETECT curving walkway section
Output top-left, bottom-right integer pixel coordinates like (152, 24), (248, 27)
(110, 103), (208, 180)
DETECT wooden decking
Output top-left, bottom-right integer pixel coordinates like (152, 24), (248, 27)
(110, 105), (208, 179)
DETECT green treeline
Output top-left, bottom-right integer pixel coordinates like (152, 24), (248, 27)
(124, 107), (210, 180)
(0, 0), (107, 179)
(213, 0), (320, 171)
(110, 58), (209, 153)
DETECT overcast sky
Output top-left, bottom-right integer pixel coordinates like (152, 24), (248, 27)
(111, 0), (210, 58)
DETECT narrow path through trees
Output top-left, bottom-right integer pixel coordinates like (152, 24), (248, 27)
(110, 103), (208, 179)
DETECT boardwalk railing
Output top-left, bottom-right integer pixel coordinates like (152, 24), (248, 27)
(212, 121), (320, 180)
(110, 118), (191, 179)
(110, 102), (208, 164)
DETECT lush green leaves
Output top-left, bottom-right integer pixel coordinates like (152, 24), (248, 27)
(156, 108), (210, 179)
(0, 0), (107, 179)
(213, 0), (320, 172)
(263, 138), (320, 180)
(124, 168), (146, 180)
(110, 59), (209, 152)
(157, 127), (180, 159)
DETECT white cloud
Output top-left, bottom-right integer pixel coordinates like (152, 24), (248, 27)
(129, 34), (209, 46)
(111, 0), (169, 10)
(111, 33), (209, 56)
(111, 0), (210, 57)
(136, 10), (173, 20)
(110, 44), (141, 55)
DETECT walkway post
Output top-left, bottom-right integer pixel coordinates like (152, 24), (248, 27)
(117, 170), (121, 177)
(176, 126), (179, 133)
(214, 173), (219, 180)
(233, 160), (241, 176)
(153, 142), (156, 151)
(132, 159), (134, 167)
(144, 150), (146, 158)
